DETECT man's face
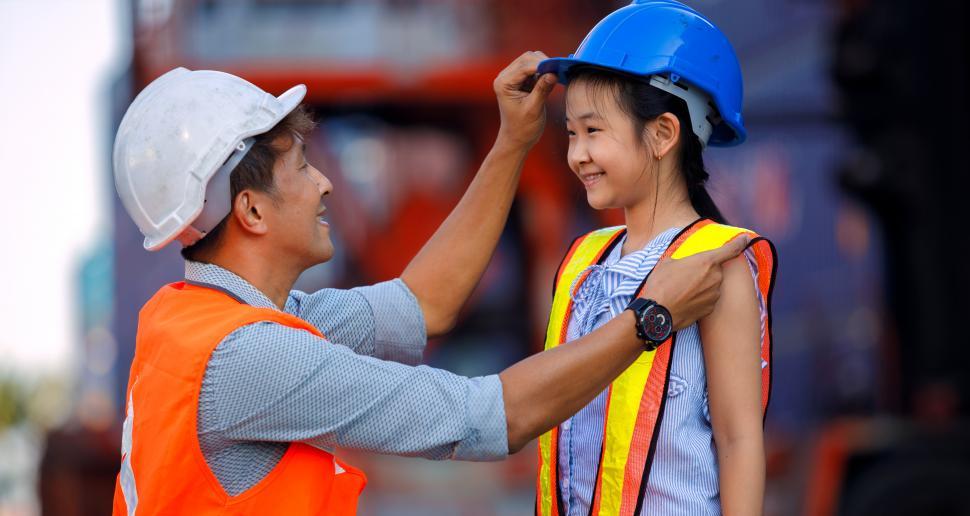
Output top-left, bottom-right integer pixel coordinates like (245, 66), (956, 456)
(263, 134), (334, 267)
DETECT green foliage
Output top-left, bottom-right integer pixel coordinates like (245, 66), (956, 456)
(0, 374), (27, 430)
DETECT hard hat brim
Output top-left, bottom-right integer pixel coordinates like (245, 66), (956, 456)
(537, 57), (746, 147)
(277, 84), (308, 119)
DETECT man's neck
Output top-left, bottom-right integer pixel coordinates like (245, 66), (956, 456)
(205, 250), (302, 311)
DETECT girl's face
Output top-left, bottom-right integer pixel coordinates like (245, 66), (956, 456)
(565, 80), (655, 211)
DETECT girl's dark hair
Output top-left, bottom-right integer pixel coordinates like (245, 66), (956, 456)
(566, 66), (726, 224)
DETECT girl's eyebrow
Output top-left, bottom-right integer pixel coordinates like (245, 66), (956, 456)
(565, 112), (600, 122)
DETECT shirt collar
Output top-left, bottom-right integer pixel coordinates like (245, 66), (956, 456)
(184, 260), (280, 310)
(603, 226), (683, 279)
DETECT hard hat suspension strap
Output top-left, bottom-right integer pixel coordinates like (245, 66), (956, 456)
(648, 75), (719, 148)
(183, 137), (256, 246)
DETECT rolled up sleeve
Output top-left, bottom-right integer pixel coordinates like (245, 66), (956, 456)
(287, 278), (427, 365)
(450, 374), (509, 461)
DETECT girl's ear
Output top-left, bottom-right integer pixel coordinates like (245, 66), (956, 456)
(644, 112), (680, 159)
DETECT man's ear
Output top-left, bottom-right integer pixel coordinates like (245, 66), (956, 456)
(231, 189), (270, 236)
(643, 112), (680, 159)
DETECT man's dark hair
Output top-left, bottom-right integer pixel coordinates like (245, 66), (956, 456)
(181, 105), (316, 262)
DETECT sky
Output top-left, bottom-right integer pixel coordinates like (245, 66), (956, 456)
(0, 0), (127, 376)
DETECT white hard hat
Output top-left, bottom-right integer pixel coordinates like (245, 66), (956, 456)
(113, 67), (307, 251)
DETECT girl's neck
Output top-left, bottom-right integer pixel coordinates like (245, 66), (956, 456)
(621, 176), (699, 256)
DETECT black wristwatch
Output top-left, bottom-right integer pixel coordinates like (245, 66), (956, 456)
(625, 298), (673, 351)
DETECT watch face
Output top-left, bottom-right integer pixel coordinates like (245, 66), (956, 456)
(643, 304), (672, 342)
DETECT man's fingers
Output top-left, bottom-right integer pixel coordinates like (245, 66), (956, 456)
(503, 52), (548, 90)
(515, 51), (548, 70)
(697, 234), (751, 265)
(527, 73), (557, 102)
(505, 51), (537, 72)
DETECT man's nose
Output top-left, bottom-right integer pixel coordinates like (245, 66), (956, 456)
(311, 165), (333, 195)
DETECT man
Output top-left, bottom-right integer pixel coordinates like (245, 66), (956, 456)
(111, 53), (748, 515)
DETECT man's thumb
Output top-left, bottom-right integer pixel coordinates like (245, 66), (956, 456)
(709, 234), (751, 264)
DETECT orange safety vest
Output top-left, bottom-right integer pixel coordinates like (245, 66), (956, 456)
(112, 281), (367, 515)
(536, 219), (777, 516)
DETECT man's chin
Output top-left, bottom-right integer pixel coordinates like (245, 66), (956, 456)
(312, 243), (335, 266)
(295, 237), (335, 270)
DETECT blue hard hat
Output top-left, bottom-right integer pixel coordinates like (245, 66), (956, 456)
(538, 0), (746, 146)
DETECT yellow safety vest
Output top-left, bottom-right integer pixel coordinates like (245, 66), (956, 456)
(536, 218), (777, 516)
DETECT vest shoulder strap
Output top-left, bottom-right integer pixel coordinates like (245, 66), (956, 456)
(669, 221), (758, 260)
(554, 225), (627, 287)
(537, 225), (626, 516)
(546, 226), (626, 351)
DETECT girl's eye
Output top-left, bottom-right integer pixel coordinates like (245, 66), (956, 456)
(567, 129), (576, 136)
(587, 127), (600, 134)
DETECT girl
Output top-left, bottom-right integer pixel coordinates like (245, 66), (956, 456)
(534, 2), (777, 515)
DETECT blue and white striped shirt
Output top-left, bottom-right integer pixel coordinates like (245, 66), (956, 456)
(557, 228), (766, 515)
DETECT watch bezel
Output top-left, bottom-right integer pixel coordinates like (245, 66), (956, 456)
(626, 298), (673, 351)
(641, 303), (673, 345)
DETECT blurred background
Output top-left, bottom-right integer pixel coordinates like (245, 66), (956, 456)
(1, 0), (968, 514)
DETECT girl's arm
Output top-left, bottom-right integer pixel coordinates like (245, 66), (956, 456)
(699, 254), (765, 516)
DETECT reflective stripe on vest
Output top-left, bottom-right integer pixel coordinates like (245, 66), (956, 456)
(112, 282), (367, 515)
(536, 219), (777, 516)
(119, 386), (138, 516)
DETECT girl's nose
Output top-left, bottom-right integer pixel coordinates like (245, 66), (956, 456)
(568, 139), (591, 169)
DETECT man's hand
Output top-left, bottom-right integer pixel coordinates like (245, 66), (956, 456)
(493, 51), (557, 148)
(641, 235), (751, 330)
